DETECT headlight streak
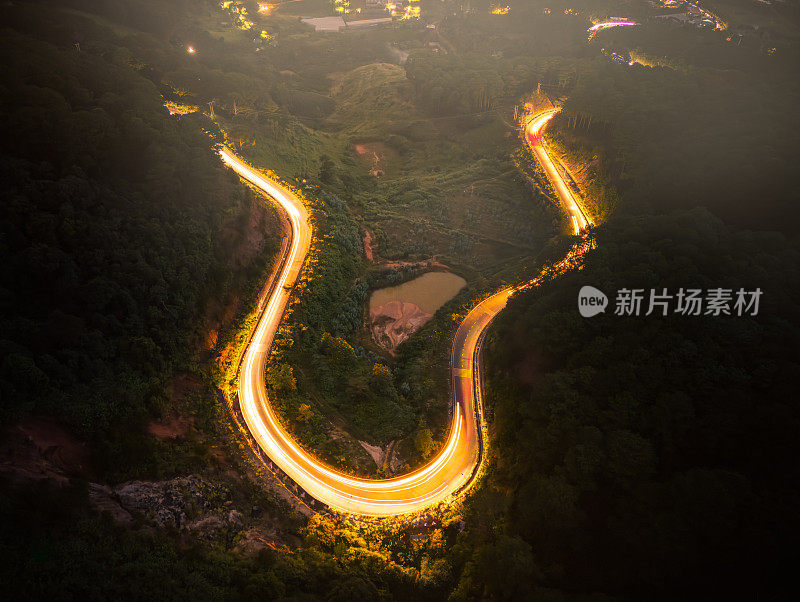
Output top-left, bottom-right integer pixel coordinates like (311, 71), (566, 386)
(219, 107), (590, 516)
(525, 109), (590, 234)
(587, 20), (637, 40)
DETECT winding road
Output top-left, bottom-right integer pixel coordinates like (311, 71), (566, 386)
(526, 109), (590, 235)
(220, 107), (589, 516)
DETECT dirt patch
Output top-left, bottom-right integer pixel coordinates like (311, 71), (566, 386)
(0, 417), (92, 483)
(218, 201), (271, 271)
(326, 425), (376, 473)
(148, 373), (204, 440)
(358, 440), (385, 466)
(370, 300), (433, 353)
(551, 147), (604, 222)
(2, 415), (309, 536)
(148, 413), (192, 441)
(354, 141), (396, 177)
(234, 526), (299, 556)
(368, 270), (465, 352)
(203, 202), (289, 353)
(1, 419), (133, 522)
(381, 257), (448, 271)
(356, 439), (406, 474)
(558, 149), (599, 184)
(363, 229), (374, 262)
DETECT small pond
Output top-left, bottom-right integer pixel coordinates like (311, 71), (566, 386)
(369, 272), (467, 352)
(369, 271), (467, 315)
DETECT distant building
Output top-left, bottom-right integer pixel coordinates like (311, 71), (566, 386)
(301, 15), (392, 33)
(346, 17), (393, 29)
(301, 16), (346, 32)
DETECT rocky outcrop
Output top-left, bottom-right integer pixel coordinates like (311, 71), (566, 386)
(114, 476), (230, 529)
(88, 483), (133, 525)
(2, 419), (294, 552)
(104, 476), (248, 545)
(186, 509), (243, 544)
(0, 418), (91, 483)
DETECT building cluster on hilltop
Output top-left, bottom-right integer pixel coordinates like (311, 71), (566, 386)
(339, 0), (421, 20)
(649, 0), (724, 29)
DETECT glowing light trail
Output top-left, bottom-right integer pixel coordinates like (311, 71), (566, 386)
(587, 20), (637, 40)
(220, 108), (589, 516)
(525, 109), (590, 234)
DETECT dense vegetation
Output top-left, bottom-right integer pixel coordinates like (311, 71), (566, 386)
(219, 12), (560, 459)
(2, 0), (799, 599)
(477, 210), (800, 598)
(260, 188), (422, 468)
(555, 24), (800, 231)
(4, 211), (796, 599)
(0, 479), (417, 600)
(0, 13), (280, 479)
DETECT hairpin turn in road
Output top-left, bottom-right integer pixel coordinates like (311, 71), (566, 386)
(219, 108), (588, 516)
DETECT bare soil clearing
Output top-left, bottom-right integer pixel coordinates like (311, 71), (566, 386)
(369, 271), (466, 352)
(0, 417), (92, 483)
(354, 141), (397, 177)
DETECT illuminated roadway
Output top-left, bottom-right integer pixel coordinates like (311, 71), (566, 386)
(526, 109), (590, 234)
(587, 20), (637, 40)
(219, 109), (587, 516)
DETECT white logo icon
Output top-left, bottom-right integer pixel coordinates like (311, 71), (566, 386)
(578, 286), (608, 317)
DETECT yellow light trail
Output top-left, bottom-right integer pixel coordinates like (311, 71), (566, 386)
(525, 109), (591, 234)
(219, 107), (590, 516)
(587, 19), (637, 40)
